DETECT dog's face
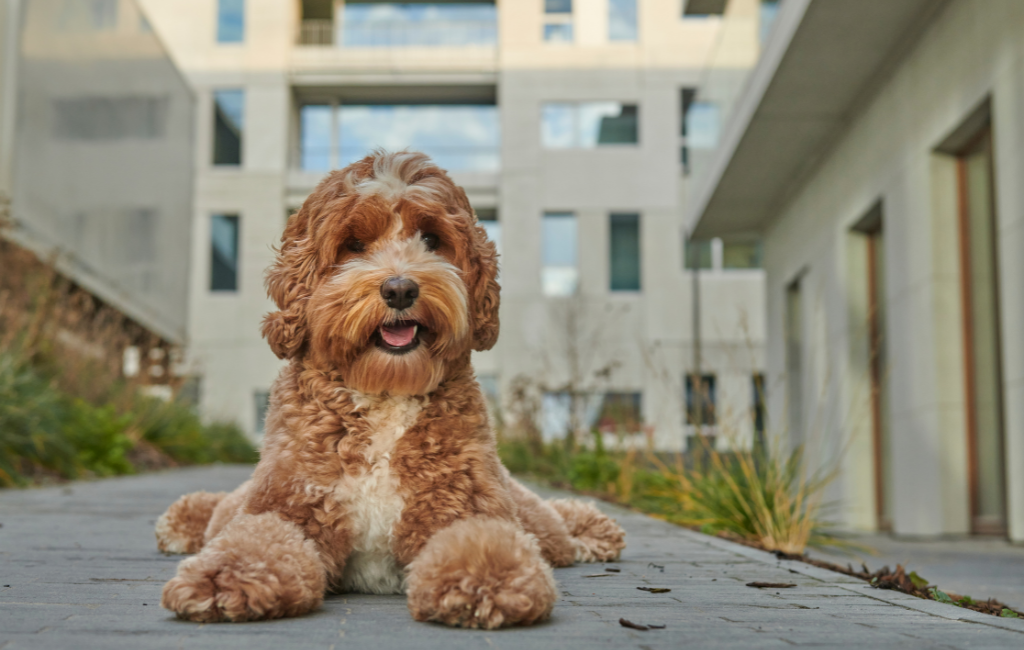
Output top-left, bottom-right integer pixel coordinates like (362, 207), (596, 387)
(260, 151), (499, 395)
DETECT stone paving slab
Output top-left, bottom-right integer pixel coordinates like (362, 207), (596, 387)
(1, 465), (1023, 649)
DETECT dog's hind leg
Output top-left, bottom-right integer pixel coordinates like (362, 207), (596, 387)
(155, 480), (252, 554)
(548, 498), (626, 563)
(507, 476), (576, 567)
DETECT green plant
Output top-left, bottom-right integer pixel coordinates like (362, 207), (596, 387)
(133, 396), (257, 465)
(63, 399), (135, 477)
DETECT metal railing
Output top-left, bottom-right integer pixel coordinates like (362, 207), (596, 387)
(298, 19), (334, 46)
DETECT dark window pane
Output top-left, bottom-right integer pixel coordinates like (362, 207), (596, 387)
(590, 103), (637, 145)
(685, 239), (712, 269)
(685, 374), (716, 425)
(210, 214), (239, 291)
(217, 0), (245, 43)
(723, 240), (763, 269)
(610, 213), (640, 291)
(213, 89), (243, 165)
(597, 392), (642, 432)
(545, 0), (572, 13)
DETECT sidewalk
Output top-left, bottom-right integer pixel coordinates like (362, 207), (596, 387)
(1, 465), (1022, 649)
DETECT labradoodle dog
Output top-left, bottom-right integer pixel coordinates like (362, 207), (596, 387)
(155, 150), (626, 628)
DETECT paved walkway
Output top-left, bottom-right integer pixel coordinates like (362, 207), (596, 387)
(811, 533), (1024, 612)
(2, 466), (1023, 649)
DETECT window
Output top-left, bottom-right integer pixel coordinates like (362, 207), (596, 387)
(300, 104), (332, 171)
(752, 374), (766, 451)
(53, 96), (167, 140)
(685, 374), (716, 426)
(685, 238), (712, 270)
(609, 213), (640, 291)
(212, 90), (244, 166)
(785, 277), (803, 445)
(342, 3), (497, 47)
(210, 215), (240, 292)
(682, 0), (726, 17)
(596, 392), (642, 433)
(609, 0), (637, 41)
(544, 0), (573, 43)
(300, 104), (499, 173)
(684, 101), (720, 150)
(541, 102), (638, 148)
(217, 0), (245, 43)
(542, 212), (577, 296)
(254, 390), (270, 435)
(760, 0), (780, 43)
(680, 87), (696, 172)
(477, 208), (501, 255)
(722, 240), (763, 269)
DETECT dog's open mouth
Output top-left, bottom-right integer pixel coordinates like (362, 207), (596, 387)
(377, 320), (422, 354)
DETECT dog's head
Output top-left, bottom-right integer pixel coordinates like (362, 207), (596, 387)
(260, 150), (499, 395)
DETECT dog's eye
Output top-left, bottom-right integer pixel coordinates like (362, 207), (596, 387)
(346, 239), (365, 253)
(421, 233), (440, 251)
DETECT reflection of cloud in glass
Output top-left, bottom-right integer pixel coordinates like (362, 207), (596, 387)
(542, 104), (575, 148)
(543, 23), (573, 42)
(686, 102), (720, 149)
(542, 213), (578, 296)
(342, 3), (496, 47)
(338, 105), (499, 172)
(300, 105), (331, 171)
(608, 0), (637, 41)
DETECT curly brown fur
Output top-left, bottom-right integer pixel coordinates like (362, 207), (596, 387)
(406, 517), (556, 629)
(549, 498), (627, 562)
(156, 151), (626, 626)
(155, 491), (227, 554)
(161, 513), (326, 622)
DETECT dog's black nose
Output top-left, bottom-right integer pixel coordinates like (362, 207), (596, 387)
(380, 277), (419, 310)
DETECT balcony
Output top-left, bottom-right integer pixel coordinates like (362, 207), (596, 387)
(292, 3), (497, 77)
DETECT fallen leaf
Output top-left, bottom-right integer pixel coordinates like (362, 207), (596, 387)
(637, 587), (671, 593)
(1001, 609), (1020, 619)
(619, 618), (648, 631)
(908, 571), (929, 590)
(583, 574), (612, 578)
(605, 567), (621, 572)
(648, 624), (666, 629)
(746, 582), (796, 589)
(648, 563), (665, 573)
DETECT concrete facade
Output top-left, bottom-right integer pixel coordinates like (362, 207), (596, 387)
(689, 0), (1024, 540)
(139, 0), (769, 450)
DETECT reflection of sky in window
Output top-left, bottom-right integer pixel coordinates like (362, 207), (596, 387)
(543, 213), (578, 296)
(338, 105), (499, 172)
(608, 0), (637, 41)
(342, 4), (496, 47)
(685, 102), (720, 149)
(214, 90), (244, 132)
(541, 104), (575, 148)
(543, 23), (573, 42)
(217, 0), (245, 43)
(301, 105), (331, 171)
(759, 0), (780, 43)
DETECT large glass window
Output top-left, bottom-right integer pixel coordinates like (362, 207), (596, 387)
(609, 0), (637, 41)
(685, 101), (720, 150)
(596, 392), (642, 433)
(541, 102), (638, 149)
(212, 89), (244, 166)
(342, 3), (497, 47)
(609, 213), (640, 291)
(217, 0), (245, 43)
(299, 104), (498, 173)
(542, 212), (578, 297)
(210, 215), (240, 292)
(543, 0), (573, 42)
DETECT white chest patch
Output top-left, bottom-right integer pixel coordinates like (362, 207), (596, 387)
(335, 392), (424, 594)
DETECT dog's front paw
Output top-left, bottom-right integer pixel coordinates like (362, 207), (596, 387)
(161, 513), (326, 622)
(406, 518), (556, 629)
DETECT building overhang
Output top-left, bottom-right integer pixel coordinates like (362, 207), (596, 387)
(686, 0), (948, 239)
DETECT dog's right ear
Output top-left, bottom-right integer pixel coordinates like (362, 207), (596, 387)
(261, 208), (316, 359)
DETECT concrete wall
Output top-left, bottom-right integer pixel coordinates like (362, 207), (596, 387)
(761, 0), (1024, 539)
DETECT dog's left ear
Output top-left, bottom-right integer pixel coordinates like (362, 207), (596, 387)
(470, 224), (500, 351)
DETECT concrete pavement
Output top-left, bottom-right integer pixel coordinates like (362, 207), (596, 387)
(1, 465), (1024, 649)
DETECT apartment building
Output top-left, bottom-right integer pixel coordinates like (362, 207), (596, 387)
(688, 0), (1024, 541)
(140, 0), (771, 450)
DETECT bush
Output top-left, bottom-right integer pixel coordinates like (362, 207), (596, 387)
(0, 350), (258, 487)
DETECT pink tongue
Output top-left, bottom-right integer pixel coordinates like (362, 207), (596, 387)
(381, 323), (416, 347)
